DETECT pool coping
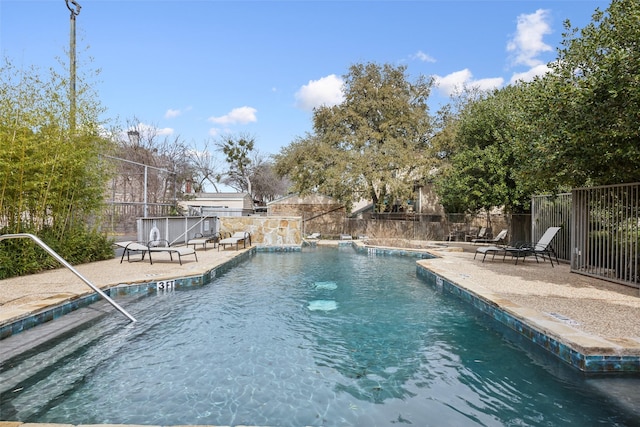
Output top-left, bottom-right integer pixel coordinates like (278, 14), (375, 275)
(414, 259), (640, 373)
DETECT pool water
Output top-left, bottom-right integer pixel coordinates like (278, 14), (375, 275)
(1, 247), (637, 426)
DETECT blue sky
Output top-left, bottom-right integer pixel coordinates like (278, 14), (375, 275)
(2, 0), (606, 157)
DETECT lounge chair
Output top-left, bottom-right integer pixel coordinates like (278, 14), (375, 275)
(218, 231), (251, 251)
(187, 232), (220, 250)
(502, 227), (561, 267)
(474, 227), (561, 266)
(306, 232), (321, 239)
(474, 241), (521, 263)
(465, 227), (488, 242)
(472, 229), (508, 245)
(116, 240), (198, 265)
(146, 239), (198, 265)
(116, 241), (149, 263)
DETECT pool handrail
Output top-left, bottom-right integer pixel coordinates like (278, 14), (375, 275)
(0, 233), (136, 323)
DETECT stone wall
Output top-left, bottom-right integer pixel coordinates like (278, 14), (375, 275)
(346, 218), (445, 240)
(269, 202), (346, 237)
(219, 214), (525, 245)
(220, 216), (302, 246)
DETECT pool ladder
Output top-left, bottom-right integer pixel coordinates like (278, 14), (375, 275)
(0, 233), (136, 323)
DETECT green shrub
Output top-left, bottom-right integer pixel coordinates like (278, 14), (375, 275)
(0, 226), (114, 279)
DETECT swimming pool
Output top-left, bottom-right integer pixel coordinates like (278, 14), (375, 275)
(1, 247), (637, 426)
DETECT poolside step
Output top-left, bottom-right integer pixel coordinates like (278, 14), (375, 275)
(0, 294), (156, 420)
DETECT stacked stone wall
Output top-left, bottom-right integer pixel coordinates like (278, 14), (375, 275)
(220, 216), (302, 246)
(269, 203), (346, 237)
(220, 211), (522, 245)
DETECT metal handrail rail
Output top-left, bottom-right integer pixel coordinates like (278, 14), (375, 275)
(0, 233), (136, 322)
(169, 215), (217, 247)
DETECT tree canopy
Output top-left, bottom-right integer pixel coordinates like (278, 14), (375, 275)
(519, 0), (640, 188)
(217, 133), (256, 195)
(215, 133), (289, 202)
(433, 86), (534, 214)
(275, 62), (434, 212)
(433, 0), (640, 214)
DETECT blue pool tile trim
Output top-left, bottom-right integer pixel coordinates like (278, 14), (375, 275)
(0, 293), (102, 340)
(354, 244), (436, 258)
(0, 248), (257, 340)
(256, 245), (302, 252)
(416, 263), (640, 373)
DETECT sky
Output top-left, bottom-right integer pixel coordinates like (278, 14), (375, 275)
(2, 0), (608, 157)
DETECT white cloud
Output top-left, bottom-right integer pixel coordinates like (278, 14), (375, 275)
(509, 63), (552, 84)
(507, 9), (553, 67)
(208, 106), (258, 125)
(164, 108), (181, 119)
(295, 74), (344, 111)
(435, 69), (473, 96)
(472, 77), (504, 92)
(433, 69), (504, 97)
(412, 50), (436, 63)
(156, 127), (174, 136)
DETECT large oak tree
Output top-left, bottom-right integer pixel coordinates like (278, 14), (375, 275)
(275, 62), (434, 212)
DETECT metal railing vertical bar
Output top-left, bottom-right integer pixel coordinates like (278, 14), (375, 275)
(631, 187), (640, 293)
(169, 215), (217, 246)
(617, 185), (622, 282)
(568, 183), (640, 288)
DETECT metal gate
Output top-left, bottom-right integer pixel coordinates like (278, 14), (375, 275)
(571, 183), (639, 288)
(531, 193), (572, 261)
(137, 216), (219, 246)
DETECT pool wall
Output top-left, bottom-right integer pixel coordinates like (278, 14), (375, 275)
(416, 263), (640, 373)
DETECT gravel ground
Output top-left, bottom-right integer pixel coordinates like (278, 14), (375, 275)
(423, 246), (640, 342)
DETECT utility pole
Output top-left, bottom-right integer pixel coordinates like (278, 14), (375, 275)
(66, 0), (81, 132)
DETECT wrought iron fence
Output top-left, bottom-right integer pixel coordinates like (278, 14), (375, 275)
(101, 155), (180, 235)
(571, 183), (639, 288)
(532, 184), (639, 288)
